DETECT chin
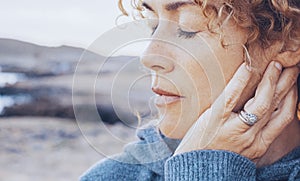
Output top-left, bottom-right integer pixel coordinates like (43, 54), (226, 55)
(157, 107), (198, 139)
(157, 100), (185, 117)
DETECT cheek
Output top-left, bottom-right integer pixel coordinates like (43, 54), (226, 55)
(216, 45), (245, 84)
(179, 59), (213, 112)
(192, 68), (213, 113)
(189, 64), (211, 97)
(178, 45), (244, 111)
(173, 34), (245, 116)
(188, 50), (228, 102)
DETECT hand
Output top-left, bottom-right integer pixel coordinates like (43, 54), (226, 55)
(174, 61), (299, 161)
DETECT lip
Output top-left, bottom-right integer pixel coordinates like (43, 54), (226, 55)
(152, 87), (184, 106)
(152, 88), (181, 97)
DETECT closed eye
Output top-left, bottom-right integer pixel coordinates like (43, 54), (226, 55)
(151, 25), (199, 39)
(177, 28), (199, 39)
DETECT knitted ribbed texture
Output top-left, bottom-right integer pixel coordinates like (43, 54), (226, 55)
(257, 147), (300, 181)
(165, 150), (256, 181)
(80, 124), (300, 181)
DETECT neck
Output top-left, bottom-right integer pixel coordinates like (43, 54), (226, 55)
(256, 117), (300, 167)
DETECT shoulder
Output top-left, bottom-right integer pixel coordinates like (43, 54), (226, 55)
(80, 154), (155, 181)
(80, 123), (167, 181)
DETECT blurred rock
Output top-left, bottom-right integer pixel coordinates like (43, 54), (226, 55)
(0, 39), (155, 125)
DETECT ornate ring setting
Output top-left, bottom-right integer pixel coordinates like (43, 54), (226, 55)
(238, 110), (258, 126)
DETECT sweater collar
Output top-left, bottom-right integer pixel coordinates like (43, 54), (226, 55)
(124, 124), (181, 176)
(257, 146), (300, 180)
(125, 124), (300, 179)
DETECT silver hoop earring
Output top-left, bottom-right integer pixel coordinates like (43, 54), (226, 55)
(242, 44), (252, 71)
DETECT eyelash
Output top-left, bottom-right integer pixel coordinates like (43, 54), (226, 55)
(151, 25), (198, 39)
(177, 28), (198, 39)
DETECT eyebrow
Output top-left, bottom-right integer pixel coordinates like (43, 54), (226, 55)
(142, 1), (196, 12)
(165, 1), (196, 11)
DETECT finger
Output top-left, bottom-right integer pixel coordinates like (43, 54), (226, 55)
(269, 66), (300, 111)
(244, 61), (282, 120)
(211, 63), (252, 123)
(260, 85), (297, 146)
(249, 65), (299, 133)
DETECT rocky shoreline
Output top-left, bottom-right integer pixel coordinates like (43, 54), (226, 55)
(0, 39), (155, 180)
(0, 39), (155, 124)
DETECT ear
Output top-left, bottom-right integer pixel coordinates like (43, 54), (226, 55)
(273, 47), (300, 67)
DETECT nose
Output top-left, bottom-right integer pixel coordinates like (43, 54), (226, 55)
(140, 40), (175, 73)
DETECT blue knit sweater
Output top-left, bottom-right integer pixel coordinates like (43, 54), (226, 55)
(80, 124), (300, 181)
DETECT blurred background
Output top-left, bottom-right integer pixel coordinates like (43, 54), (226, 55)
(0, 1), (154, 180)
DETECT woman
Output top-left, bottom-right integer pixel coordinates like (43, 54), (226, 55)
(81, 0), (300, 180)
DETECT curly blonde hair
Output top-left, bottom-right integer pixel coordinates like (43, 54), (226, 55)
(119, 0), (300, 119)
(118, 0), (300, 52)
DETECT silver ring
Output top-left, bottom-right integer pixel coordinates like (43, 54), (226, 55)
(238, 110), (258, 126)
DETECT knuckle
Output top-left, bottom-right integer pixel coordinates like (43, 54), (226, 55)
(255, 102), (270, 114)
(277, 75), (296, 91)
(249, 145), (267, 159)
(248, 134), (256, 144)
(225, 89), (240, 107)
(271, 93), (283, 111)
(262, 72), (277, 88)
(241, 133), (255, 147)
(246, 150), (259, 159)
(226, 100), (235, 110)
(267, 74), (276, 84)
(272, 92), (281, 106)
(236, 76), (248, 87)
(227, 135), (239, 143)
(285, 72), (298, 84)
(282, 113), (294, 125)
(254, 148), (266, 158)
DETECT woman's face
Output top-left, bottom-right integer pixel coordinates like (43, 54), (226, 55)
(140, 0), (262, 138)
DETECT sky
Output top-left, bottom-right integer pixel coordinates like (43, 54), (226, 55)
(0, 0), (144, 55)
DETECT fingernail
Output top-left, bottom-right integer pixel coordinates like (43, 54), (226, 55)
(274, 61), (282, 70)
